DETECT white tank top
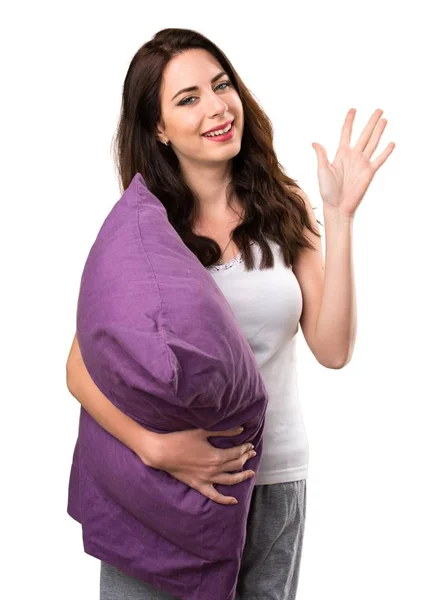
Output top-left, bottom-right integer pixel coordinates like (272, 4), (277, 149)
(206, 239), (309, 485)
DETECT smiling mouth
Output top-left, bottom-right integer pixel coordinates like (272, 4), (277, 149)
(202, 120), (234, 137)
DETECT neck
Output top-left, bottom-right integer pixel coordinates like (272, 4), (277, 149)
(180, 160), (235, 220)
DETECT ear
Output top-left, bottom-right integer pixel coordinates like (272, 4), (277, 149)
(155, 122), (167, 145)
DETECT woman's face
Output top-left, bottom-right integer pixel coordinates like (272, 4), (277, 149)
(156, 49), (244, 166)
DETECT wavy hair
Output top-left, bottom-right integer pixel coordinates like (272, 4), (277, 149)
(112, 28), (323, 270)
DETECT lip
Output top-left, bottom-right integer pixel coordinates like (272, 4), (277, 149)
(202, 121), (235, 143)
(202, 119), (234, 135)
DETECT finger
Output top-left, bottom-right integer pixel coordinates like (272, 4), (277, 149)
(204, 426), (244, 437)
(200, 483), (239, 505)
(355, 108), (384, 151)
(371, 142), (396, 172)
(214, 443), (254, 466)
(212, 470), (255, 486)
(363, 118), (388, 159)
(220, 449), (257, 472)
(339, 107), (357, 148)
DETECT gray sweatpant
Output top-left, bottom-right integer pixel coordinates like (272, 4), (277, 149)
(100, 479), (307, 600)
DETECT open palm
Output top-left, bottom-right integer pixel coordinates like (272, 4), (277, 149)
(312, 108), (395, 218)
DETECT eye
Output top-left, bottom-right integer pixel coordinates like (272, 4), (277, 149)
(178, 81), (232, 106)
(215, 81), (231, 91)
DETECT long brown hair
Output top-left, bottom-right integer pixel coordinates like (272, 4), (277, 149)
(112, 28), (323, 270)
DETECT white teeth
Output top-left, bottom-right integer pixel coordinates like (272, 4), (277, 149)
(204, 122), (232, 137)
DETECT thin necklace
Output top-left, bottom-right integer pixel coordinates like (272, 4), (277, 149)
(217, 213), (243, 264)
(217, 238), (234, 265)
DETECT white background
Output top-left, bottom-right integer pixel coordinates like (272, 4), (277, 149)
(2, 1), (435, 598)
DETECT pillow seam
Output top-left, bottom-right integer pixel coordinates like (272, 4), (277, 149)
(135, 176), (178, 389)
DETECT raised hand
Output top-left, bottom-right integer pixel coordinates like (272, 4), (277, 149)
(312, 108), (395, 218)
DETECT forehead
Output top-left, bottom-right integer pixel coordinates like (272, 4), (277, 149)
(160, 49), (225, 99)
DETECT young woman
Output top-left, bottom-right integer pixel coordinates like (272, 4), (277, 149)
(66, 27), (394, 600)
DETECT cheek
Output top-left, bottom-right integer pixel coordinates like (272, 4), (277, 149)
(229, 96), (244, 121)
(176, 113), (202, 138)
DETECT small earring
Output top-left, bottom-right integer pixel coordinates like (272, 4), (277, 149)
(165, 140), (170, 146)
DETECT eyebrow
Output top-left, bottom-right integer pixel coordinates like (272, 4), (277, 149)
(171, 71), (227, 101)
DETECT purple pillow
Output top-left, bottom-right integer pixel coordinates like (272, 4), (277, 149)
(67, 172), (268, 600)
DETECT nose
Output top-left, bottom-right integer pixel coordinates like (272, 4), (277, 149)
(206, 90), (228, 117)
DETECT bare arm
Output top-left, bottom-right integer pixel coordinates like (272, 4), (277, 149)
(65, 333), (257, 505)
(66, 333), (156, 465)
